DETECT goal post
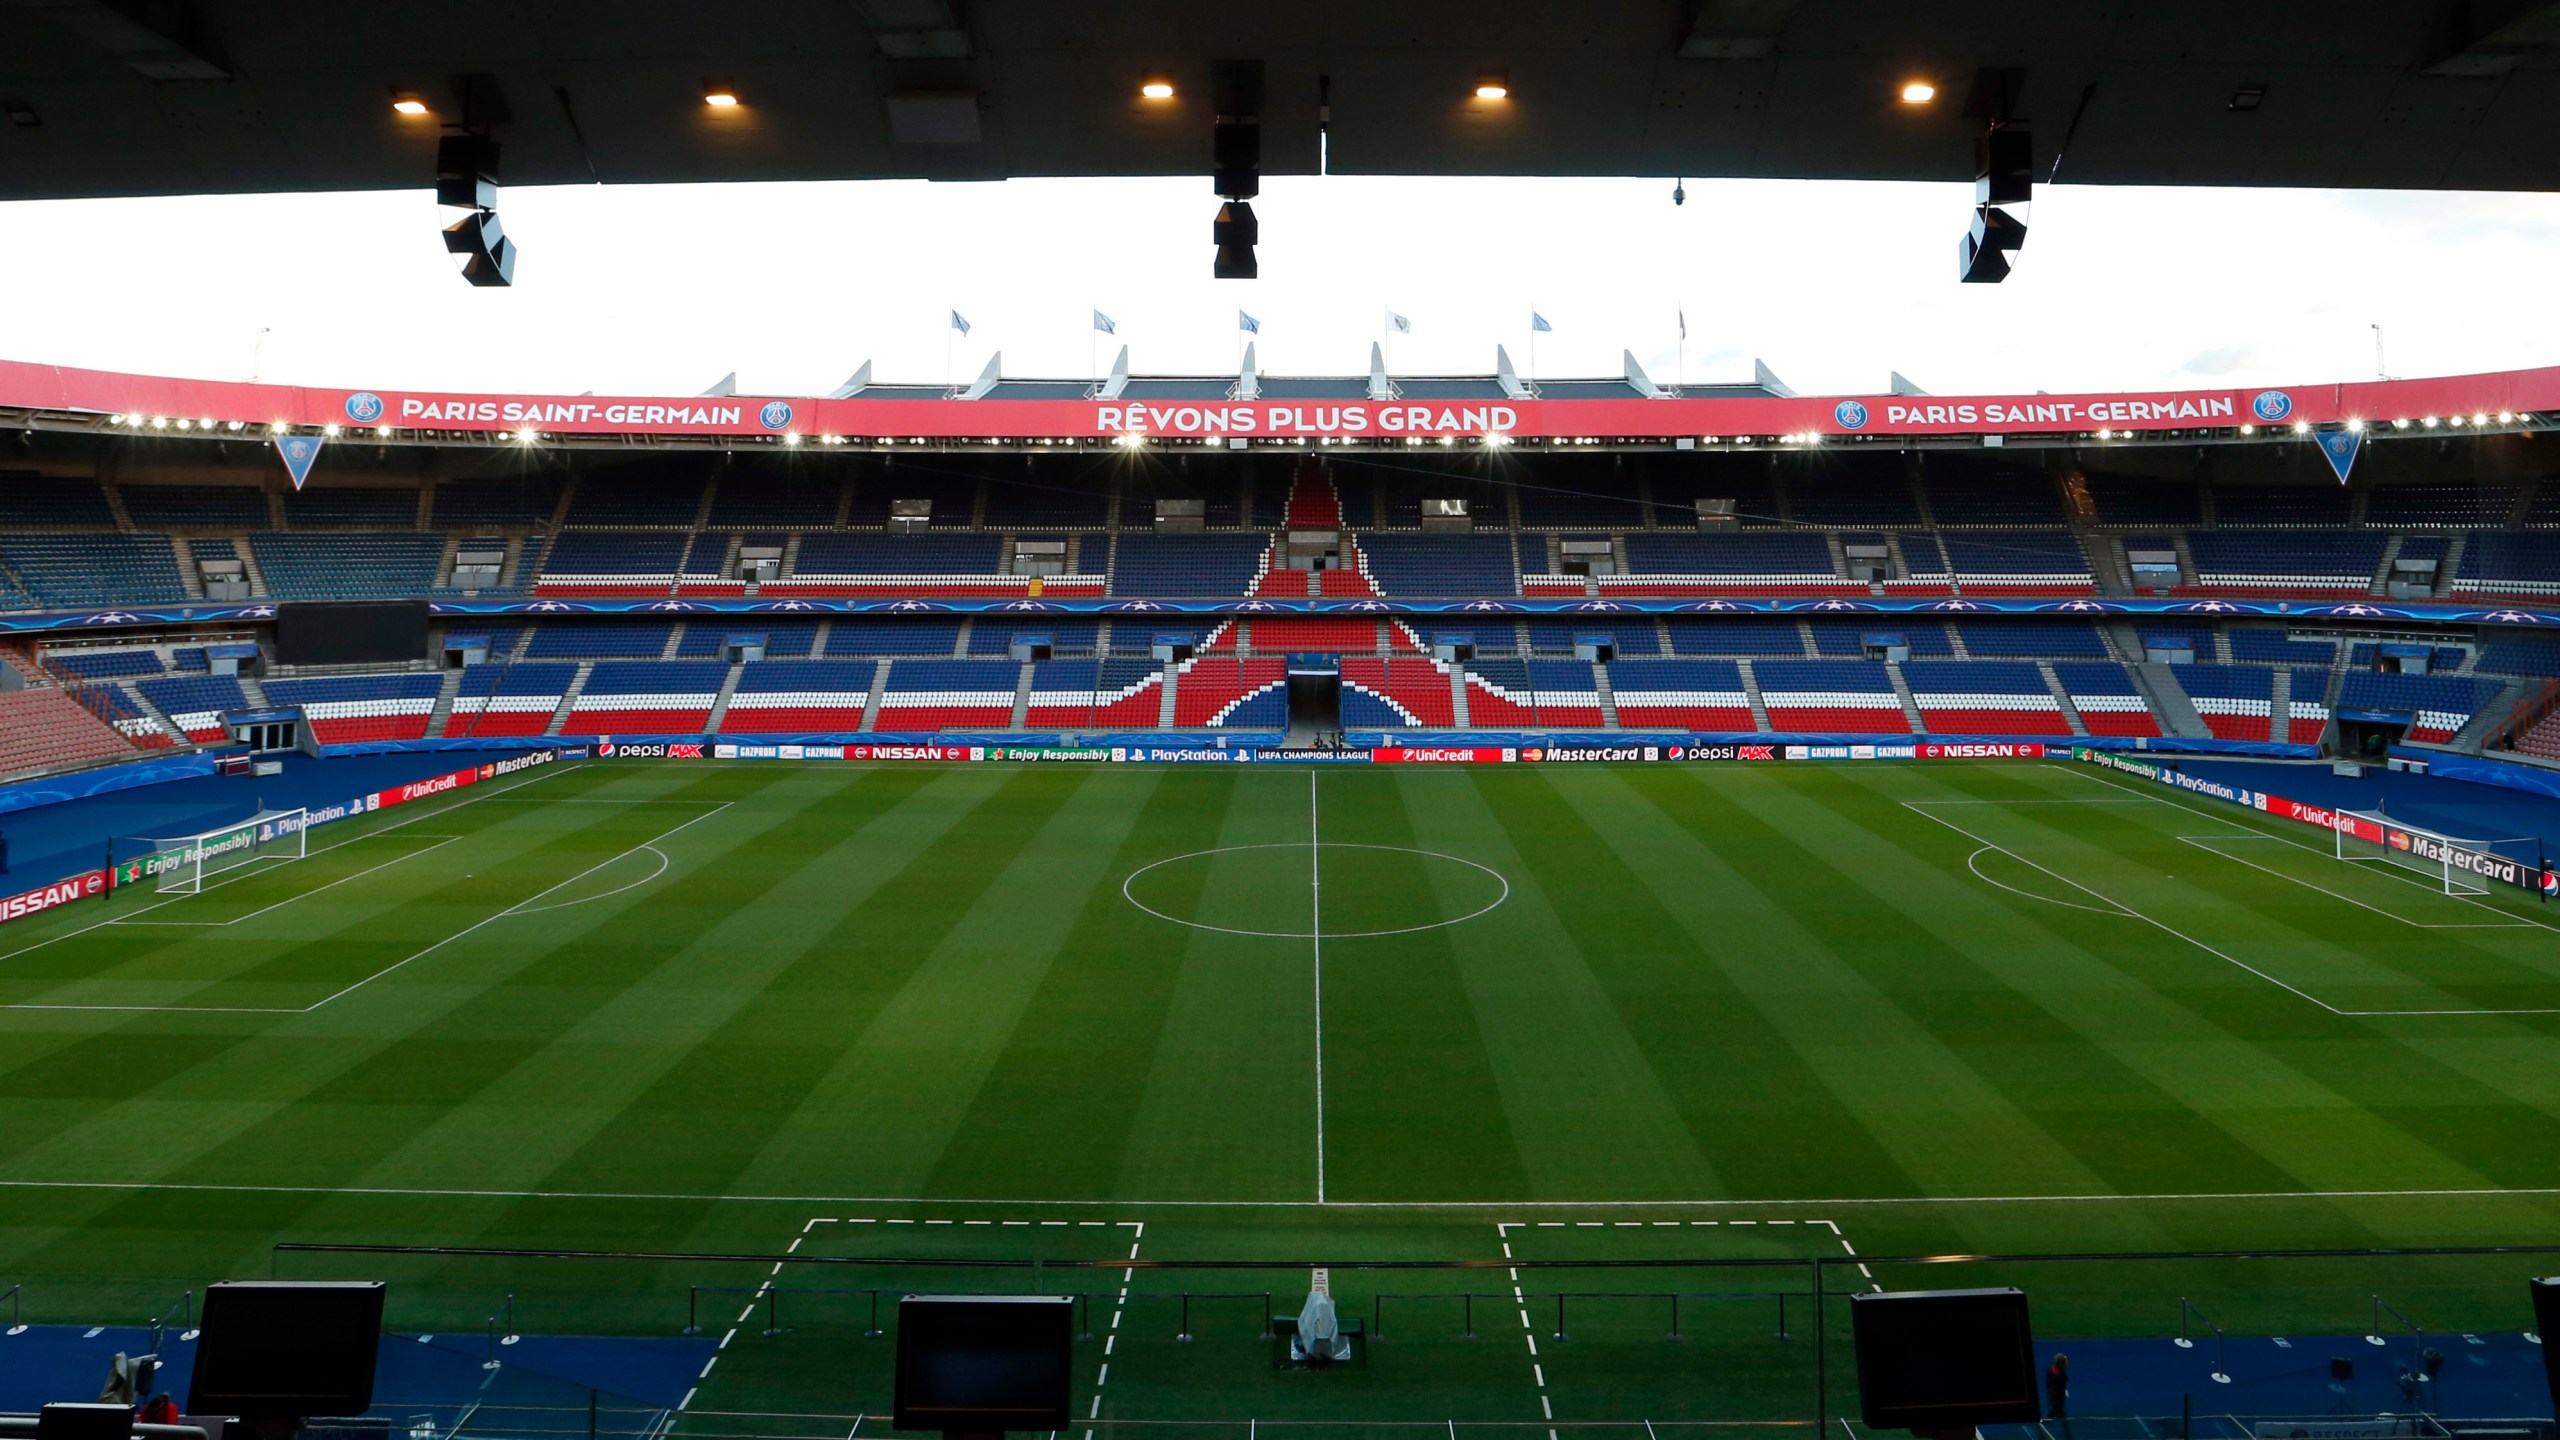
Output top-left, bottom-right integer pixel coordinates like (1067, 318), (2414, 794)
(136, 808), (309, 895)
(2333, 808), (2530, 898)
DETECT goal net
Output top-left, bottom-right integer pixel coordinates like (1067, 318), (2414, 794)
(138, 808), (309, 894)
(2333, 808), (2531, 897)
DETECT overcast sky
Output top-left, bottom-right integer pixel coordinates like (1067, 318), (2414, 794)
(4, 175), (2558, 400)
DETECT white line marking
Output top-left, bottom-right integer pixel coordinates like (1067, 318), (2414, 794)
(0, 756), (580, 969)
(2175, 834), (2533, 929)
(107, 835), (466, 928)
(1121, 841), (1509, 939)
(1904, 799), (2560, 1018)
(1964, 846), (2131, 916)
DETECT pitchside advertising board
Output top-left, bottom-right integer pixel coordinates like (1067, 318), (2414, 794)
(9, 357), (2560, 441)
(2072, 747), (2548, 893)
(0, 748), (578, 927)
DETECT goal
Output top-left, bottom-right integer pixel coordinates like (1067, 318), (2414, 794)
(2334, 808), (2529, 897)
(138, 808), (309, 894)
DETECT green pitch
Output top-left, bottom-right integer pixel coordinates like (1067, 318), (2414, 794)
(3, 756), (2557, 1432)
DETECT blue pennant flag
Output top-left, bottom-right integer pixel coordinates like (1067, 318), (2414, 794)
(2316, 427), (2363, 484)
(1238, 309), (1261, 334)
(275, 434), (324, 491)
(949, 309), (971, 336)
(1092, 309), (1116, 335)
(1530, 311), (1553, 333)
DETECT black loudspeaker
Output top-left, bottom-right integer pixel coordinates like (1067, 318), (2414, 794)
(1974, 126), (2033, 207)
(1213, 119), (1260, 198)
(2532, 1278), (2559, 1407)
(1214, 201), (1259, 279)
(434, 134), (499, 210)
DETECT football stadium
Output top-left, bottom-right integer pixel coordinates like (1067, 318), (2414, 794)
(5, 6), (2560, 1440)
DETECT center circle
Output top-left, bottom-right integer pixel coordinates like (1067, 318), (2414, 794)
(1122, 842), (1510, 939)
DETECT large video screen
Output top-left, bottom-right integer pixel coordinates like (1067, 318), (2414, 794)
(274, 601), (428, 665)
(893, 1295), (1074, 1432)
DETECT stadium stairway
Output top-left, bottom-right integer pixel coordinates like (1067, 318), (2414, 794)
(1156, 665), (1178, 726)
(2036, 662), (2093, 737)
(542, 663), (592, 736)
(2131, 660), (2211, 739)
(1885, 663), (1927, 733)
(706, 662), (746, 731)
(860, 658), (891, 730)
(1010, 662), (1034, 727)
(1738, 659), (1772, 729)
(425, 668), (463, 737)
(1592, 663), (1621, 727)
(1447, 666), (1471, 726)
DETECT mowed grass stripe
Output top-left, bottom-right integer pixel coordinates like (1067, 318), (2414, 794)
(1315, 771), (1536, 1203)
(505, 765), (1105, 1208)
(1927, 784), (2558, 1015)
(0, 766), (830, 1274)
(1683, 763), (2391, 1244)
(1108, 769), (1328, 1201)
(0, 787), (757, 1173)
(1375, 769), (1725, 1201)
(1803, 764), (2557, 1214)
(1581, 764), (2119, 1209)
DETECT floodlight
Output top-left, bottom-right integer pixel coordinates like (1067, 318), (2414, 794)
(1901, 81), (1936, 104)
(390, 92), (429, 116)
(702, 81), (740, 107)
(1474, 71), (1510, 100)
(322, 423), (341, 437)
(1140, 79), (1175, 100)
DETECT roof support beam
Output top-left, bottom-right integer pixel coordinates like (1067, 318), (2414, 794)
(11, 0), (231, 79)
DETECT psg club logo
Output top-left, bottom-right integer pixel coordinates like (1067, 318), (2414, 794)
(343, 392), (385, 423)
(758, 399), (794, 431)
(2250, 389), (2293, 423)
(1833, 399), (1869, 430)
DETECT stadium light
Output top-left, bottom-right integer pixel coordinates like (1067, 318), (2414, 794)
(1140, 79), (1175, 100)
(2392, 418), (2409, 429)
(2448, 415), (2466, 427)
(702, 81), (740, 108)
(516, 427), (538, 444)
(1474, 71), (1510, 100)
(324, 423), (342, 437)
(226, 419), (243, 431)
(2473, 413), (2490, 426)
(2422, 415), (2440, 427)
(2238, 424), (2255, 435)
(2347, 418), (2365, 432)
(374, 425), (390, 437)
(783, 431), (802, 446)
(1900, 80), (1936, 104)
(2500, 411), (2516, 423)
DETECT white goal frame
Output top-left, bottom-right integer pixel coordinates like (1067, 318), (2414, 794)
(2333, 808), (2522, 897)
(142, 808), (308, 894)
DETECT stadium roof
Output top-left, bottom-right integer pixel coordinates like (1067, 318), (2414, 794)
(4, 1), (2560, 201)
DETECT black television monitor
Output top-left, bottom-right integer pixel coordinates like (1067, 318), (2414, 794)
(2534, 1278), (2560, 1409)
(185, 1281), (386, 1420)
(892, 1295), (1075, 1433)
(1851, 1287), (2041, 1431)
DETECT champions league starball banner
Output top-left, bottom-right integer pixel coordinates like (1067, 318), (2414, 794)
(5, 358), (2558, 441)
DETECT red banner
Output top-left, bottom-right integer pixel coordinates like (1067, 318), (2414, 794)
(0, 868), (111, 925)
(1373, 746), (1515, 763)
(1917, 743), (2049, 760)
(7, 358), (2559, 440)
